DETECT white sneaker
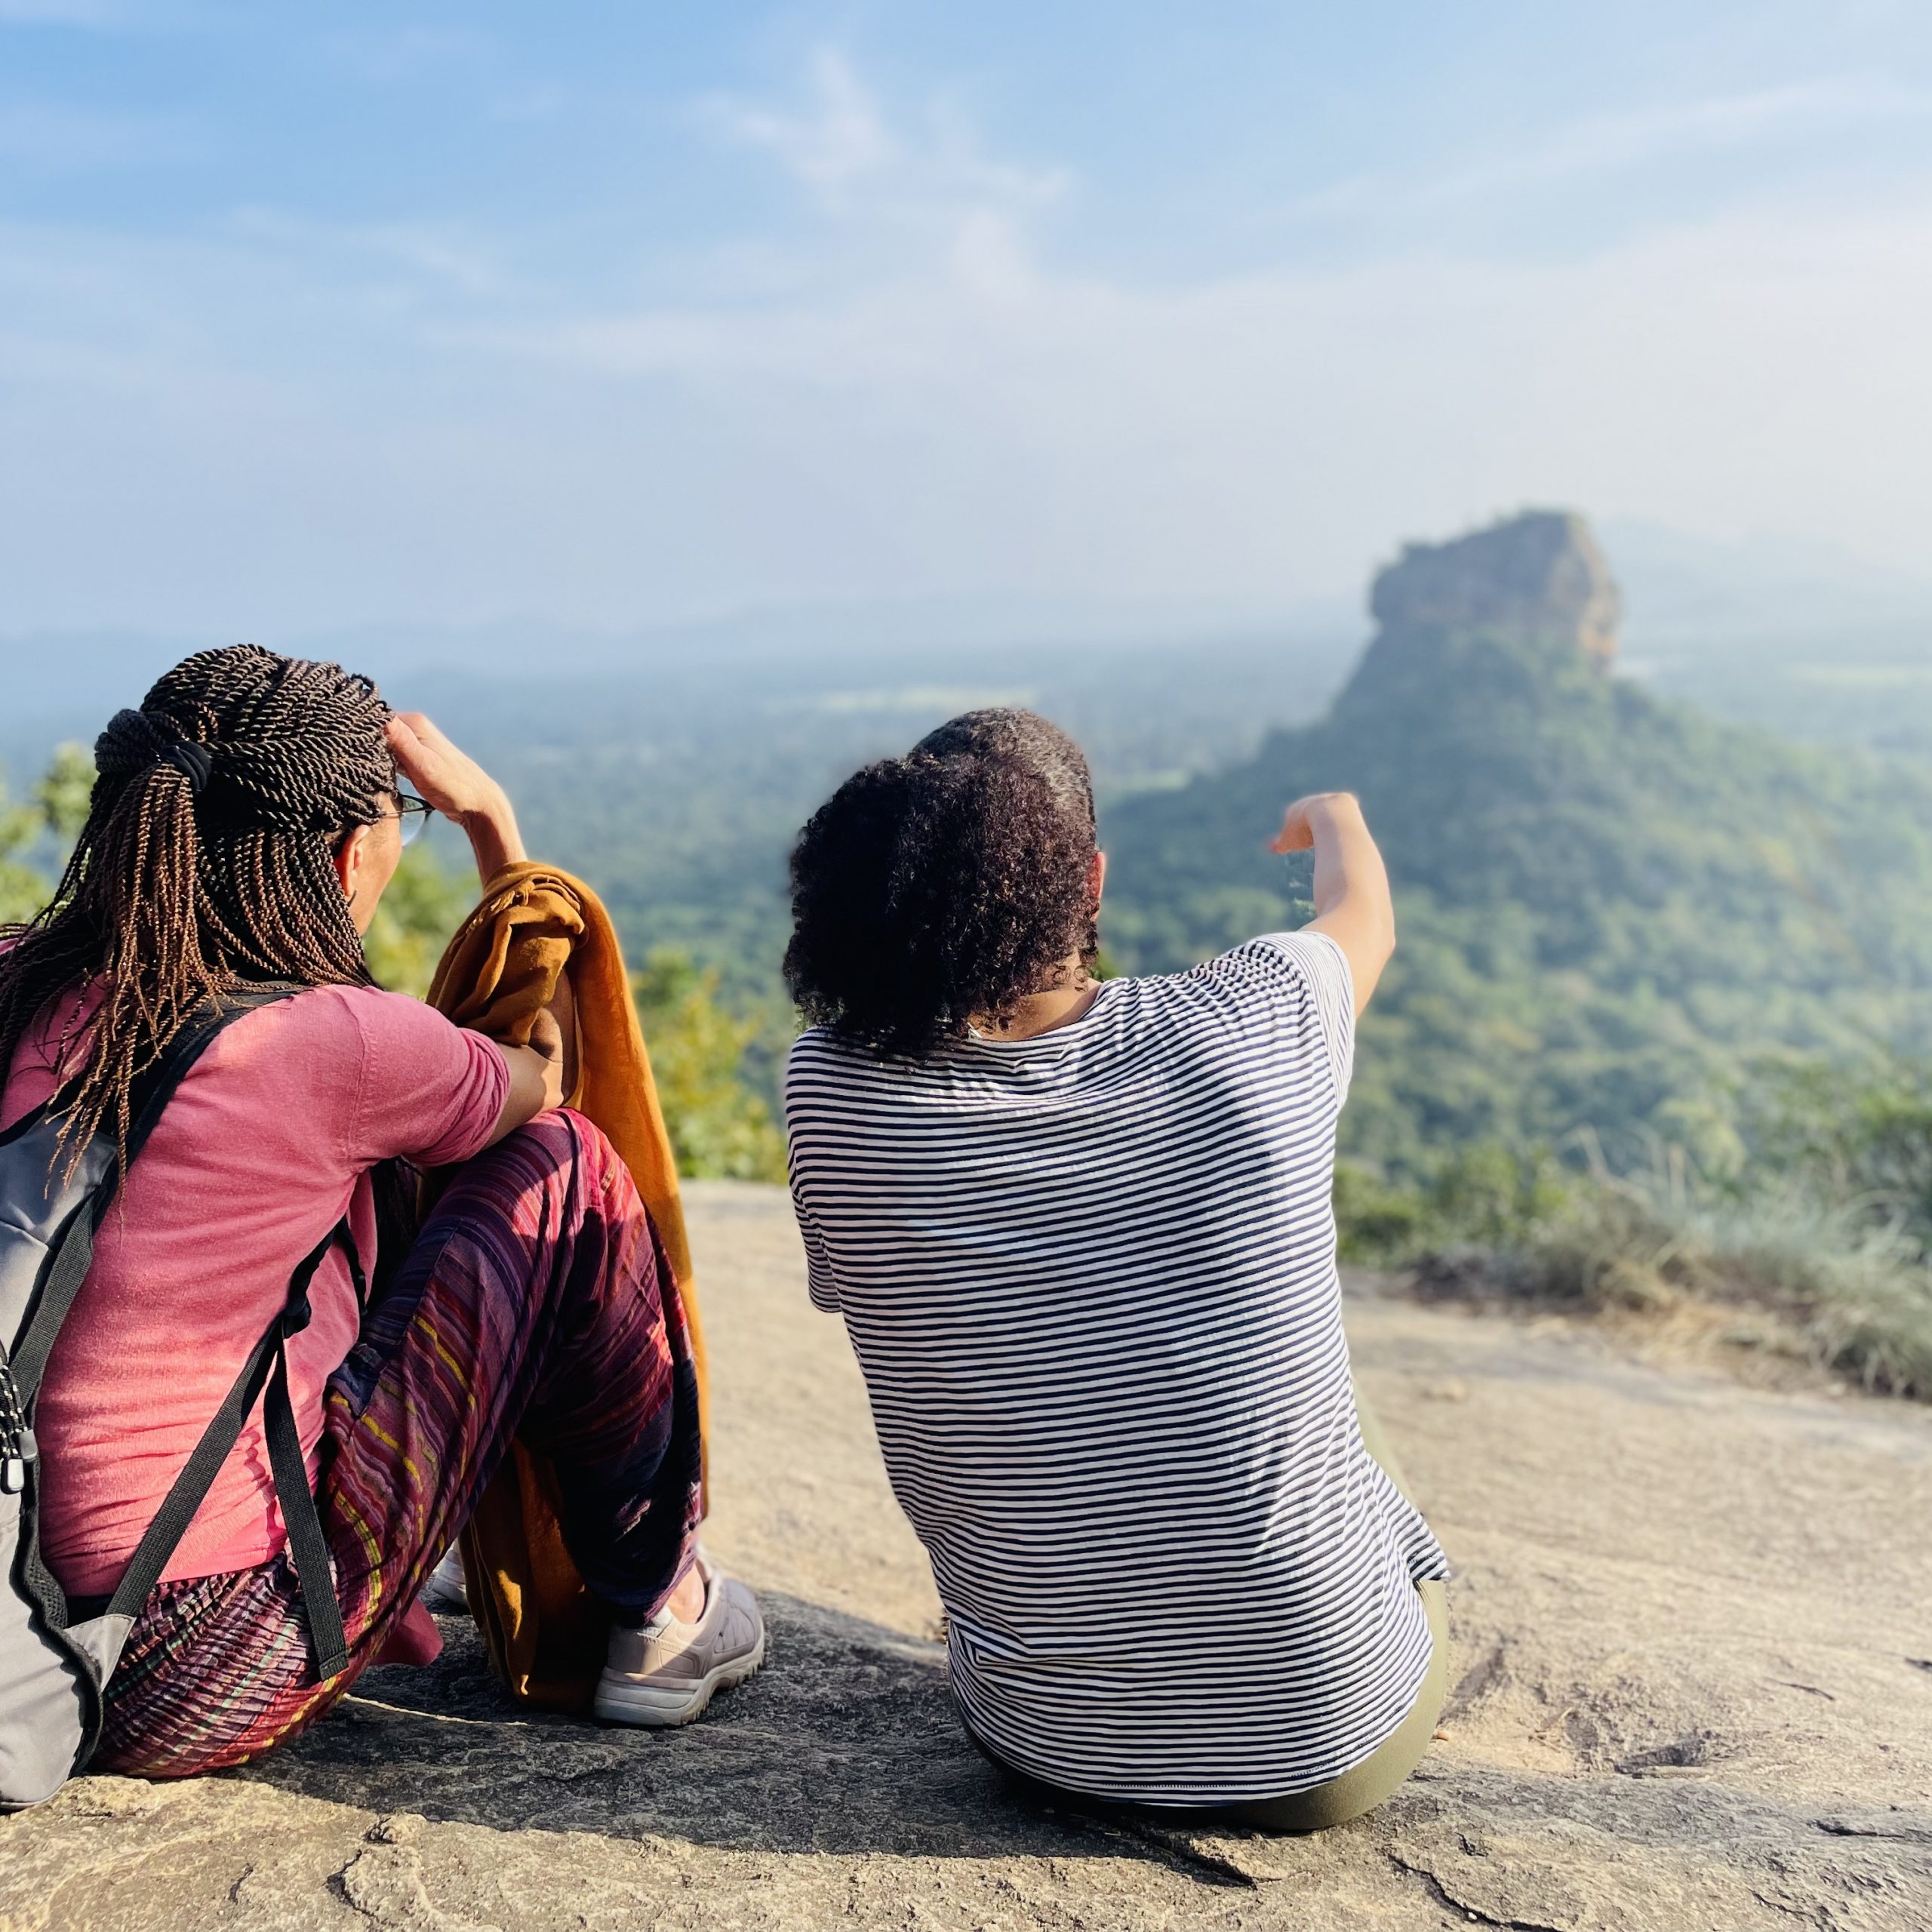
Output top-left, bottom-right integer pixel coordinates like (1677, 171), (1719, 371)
(421, 1546), (469, 1614)
(592, 1560), (765, 1727)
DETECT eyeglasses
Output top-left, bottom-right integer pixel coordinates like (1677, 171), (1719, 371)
(395, 792), (433, 848)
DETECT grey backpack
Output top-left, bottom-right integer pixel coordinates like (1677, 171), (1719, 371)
(1, 989), (353, 1808)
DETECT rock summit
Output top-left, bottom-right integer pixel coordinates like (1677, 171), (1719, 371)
(1370, 509), (1622, 663)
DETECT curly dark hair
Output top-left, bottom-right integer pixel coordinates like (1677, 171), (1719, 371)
(783, 708), (1100, 1057)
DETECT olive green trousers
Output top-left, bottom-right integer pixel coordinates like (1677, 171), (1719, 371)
(1208, 1395), (1447, 1832)
(984, 1390), (1448, 1835)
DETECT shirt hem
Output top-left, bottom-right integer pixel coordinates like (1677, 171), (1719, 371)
(955, 1634), (1437, 1810)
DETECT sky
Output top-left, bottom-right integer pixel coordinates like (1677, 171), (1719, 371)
(3, 2), (1931, 637)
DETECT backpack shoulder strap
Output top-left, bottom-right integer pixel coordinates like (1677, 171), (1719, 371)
(7, 986), (301, 1407)
(10, 985), (309, 1646)
(101, 1219), (352, 1678)
(257, 1247), (352, 1677)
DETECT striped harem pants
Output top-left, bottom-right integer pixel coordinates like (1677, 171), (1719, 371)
(91, 1109), (704, 1777)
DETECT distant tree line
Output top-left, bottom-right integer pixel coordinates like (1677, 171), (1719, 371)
(0, 749), (783, 1186)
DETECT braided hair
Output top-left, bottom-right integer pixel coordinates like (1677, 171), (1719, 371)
(0, 645), (396, 1174)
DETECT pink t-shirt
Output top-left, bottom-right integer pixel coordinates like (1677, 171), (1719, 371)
(0, 984), (509, 1598)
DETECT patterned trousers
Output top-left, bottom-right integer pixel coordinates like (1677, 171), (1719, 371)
(93, 1110), (704, 1777)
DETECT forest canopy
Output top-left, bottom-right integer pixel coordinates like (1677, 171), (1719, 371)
(1104, 612), (1932, 1180)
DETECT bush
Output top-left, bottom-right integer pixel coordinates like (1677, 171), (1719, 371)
(1339, 1098), (1932, 1401)
(633, 949), (788, 1183)
(1749, 1056), (1932, 1258)
(1335, 1141), (1571, 1266)
(1389, 1161), (1932, 1401)
(1333, 1164), (1430, 1263)
(363, 843), (475, 998)
(0, 744), (91, 925)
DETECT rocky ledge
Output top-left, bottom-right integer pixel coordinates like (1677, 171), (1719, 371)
(4, 1181), (1928, 1931)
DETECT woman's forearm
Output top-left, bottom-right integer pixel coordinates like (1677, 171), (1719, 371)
(1310, 797), (1394, 1011)
(1272, 792), (1395, 1014)
(457, 787), (526, 888)
(1307, 795), (1389, 925)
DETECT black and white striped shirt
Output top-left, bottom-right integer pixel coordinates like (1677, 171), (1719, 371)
(783, 932), (1449, 1804)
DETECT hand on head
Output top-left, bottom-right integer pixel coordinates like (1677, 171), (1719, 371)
(386, 713), (503, 825)
(386, 712), (526, 884)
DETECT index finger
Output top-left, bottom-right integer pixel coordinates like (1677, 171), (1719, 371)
(386, 713), (429, 772)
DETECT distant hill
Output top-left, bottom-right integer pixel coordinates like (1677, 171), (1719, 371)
(11, 515), (1932, 1161)
(1103, 512), (1932, 1177)
(0, 623), (1356, 993)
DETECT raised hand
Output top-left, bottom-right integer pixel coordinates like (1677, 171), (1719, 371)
(1266, 792), (1393, 1014)
(1270, 792), (1358, 854)
(386, 712), (526, 884)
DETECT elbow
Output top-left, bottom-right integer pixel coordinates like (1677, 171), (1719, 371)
(1367, 904), (1397, 982)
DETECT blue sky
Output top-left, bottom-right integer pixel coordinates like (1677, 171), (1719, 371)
(3, 2), (1930, 634)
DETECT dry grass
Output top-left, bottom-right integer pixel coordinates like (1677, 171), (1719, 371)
(1408, 1185), (1932, 1402)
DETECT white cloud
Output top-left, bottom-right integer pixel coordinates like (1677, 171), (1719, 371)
(481, 191), (1932, 583)
(702, 46), (1067, 216)
(1, 51), (1930, 632)
(706, 48), (897, 194)
(1292, 75), (1932, 221)
(223, 208), (514, 299)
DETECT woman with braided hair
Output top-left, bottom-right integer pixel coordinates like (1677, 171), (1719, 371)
(0, 645), (760, 1777)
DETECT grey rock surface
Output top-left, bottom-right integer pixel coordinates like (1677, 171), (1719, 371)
(5, 1180), (1929, 1930)
(1371, 510), (1623, 661)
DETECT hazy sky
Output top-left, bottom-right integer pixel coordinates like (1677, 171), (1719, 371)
(4, 2), (1930, 633)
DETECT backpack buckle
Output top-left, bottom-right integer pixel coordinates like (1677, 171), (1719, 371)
(2, 1428), (35, 1495)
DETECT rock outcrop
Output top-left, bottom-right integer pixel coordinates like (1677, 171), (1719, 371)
(1370, 509), (1622, 663)
(3, 1183), (1928, 1930)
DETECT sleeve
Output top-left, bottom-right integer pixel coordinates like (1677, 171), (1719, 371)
(346, 989), (512, 1170)
(781, 1041), (841, 1314)
(792, 1177), (841, 1315)
(1248, 929), (1357, 1108)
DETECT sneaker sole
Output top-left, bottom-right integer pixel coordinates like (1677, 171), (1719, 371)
(592, 1627), (768, 1729)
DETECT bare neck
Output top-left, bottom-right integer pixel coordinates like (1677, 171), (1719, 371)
(970, 956), (1101, 1043)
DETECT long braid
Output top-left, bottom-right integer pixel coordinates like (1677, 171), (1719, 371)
(0, 645), (395, 1177)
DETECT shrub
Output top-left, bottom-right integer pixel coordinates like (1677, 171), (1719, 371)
(1395, 1165), (1932, 1401)
(633, 949), (787, 1183)
(1334, 1141), (1571, 1266)
(363, 843), (475, 998)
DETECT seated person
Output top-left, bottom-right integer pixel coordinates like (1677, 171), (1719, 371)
(780, 708), (1447, 1832)
(0, 645), (762, 1777)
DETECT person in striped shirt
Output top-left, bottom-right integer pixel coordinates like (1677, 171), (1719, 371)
(780, 707), (1449, 1831)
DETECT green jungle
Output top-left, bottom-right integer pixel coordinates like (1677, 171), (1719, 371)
(7, 515), (1932, 1398)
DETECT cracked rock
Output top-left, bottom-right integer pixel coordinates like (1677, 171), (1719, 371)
(0, 1183), (1926, 1932)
